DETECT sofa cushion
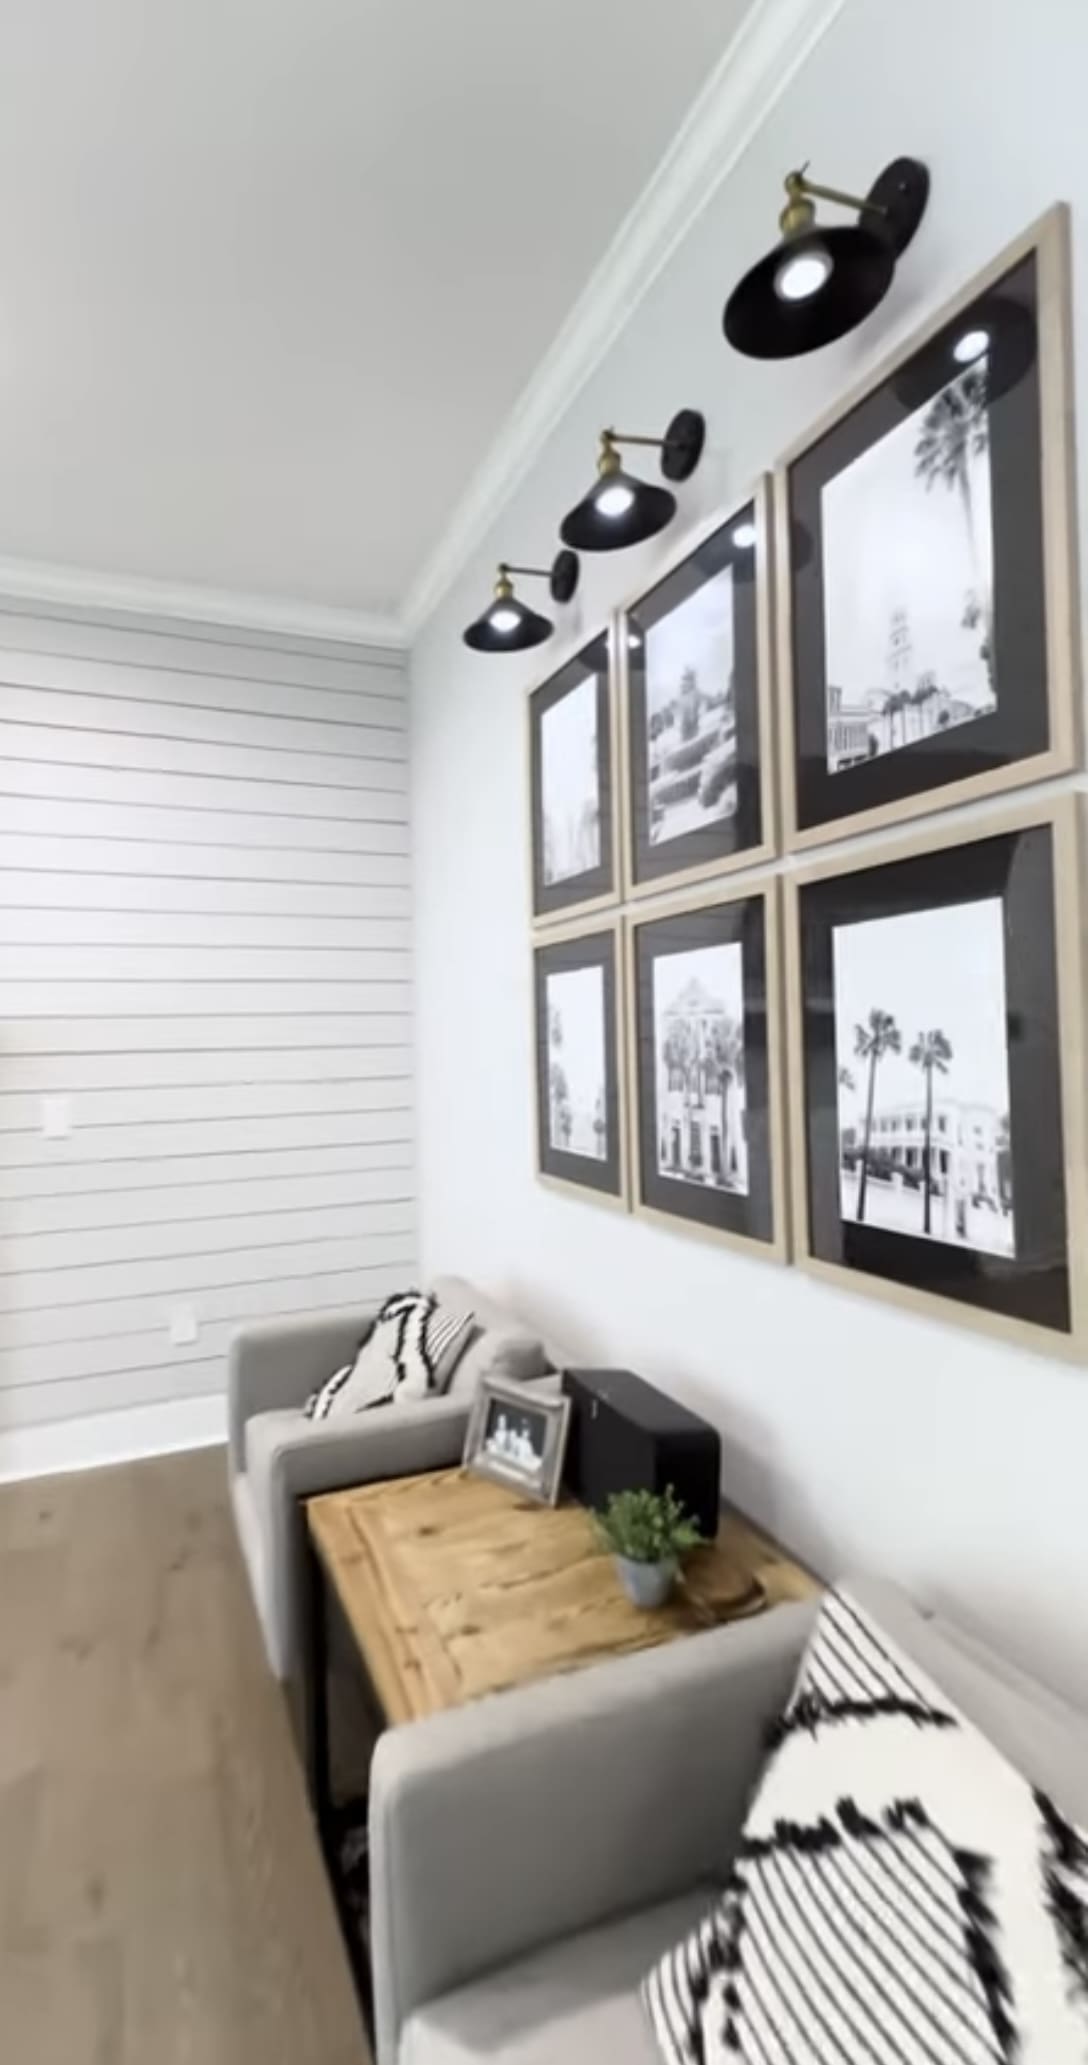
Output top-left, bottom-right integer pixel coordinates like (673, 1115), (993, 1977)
(304, 1292), (475, 1420)
(431, 1275), (554, 1395)
(399, 1887), (712, 2065)
(645, 1583), (1088, 2065)
(846, 1571), (1088, 1821)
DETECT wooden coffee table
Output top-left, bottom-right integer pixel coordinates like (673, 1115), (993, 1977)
(300, 1467), (817, 2028)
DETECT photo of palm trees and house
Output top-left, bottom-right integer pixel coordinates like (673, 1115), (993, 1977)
(644, 565), (737, 845)
(821, 359), (995, 774)
(653, 941), (747, 1194)
(541, 674), (601, 885)
(832, 895), (1014, 1257)
(546, 965), (607, 1160)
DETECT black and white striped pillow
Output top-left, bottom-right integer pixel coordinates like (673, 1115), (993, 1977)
(303, 1291), (475, 1421)
(644, 1586), (1088, 2065)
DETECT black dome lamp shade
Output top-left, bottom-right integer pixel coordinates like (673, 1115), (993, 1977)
(723, 158), (930, 359)
(462, 550), (580, 654)
(560, 410), (706, 552)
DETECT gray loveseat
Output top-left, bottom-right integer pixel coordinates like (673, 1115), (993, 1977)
(367, 1573), (1087, 2065)
(228, 1274), (561, 1681)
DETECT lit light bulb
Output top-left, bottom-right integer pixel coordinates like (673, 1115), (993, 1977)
(489, 606), (520, 634)
(628, 631), (642, 649)
(595, 481), (636, 519)
(731, 521), (757, 549)
(952, 327), (989, 366)
(774, 246), (833, 303)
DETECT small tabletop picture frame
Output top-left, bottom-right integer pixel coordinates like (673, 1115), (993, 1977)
(777, 205), (1079, 851)
(533, 916), (628, 1210)
(528, 626), (620, 926)
(620, 480), (776, 899)
(784, 794), (1088, 1356)
(463, 1377), (572, 1507)
(626, 877), (787, 1261)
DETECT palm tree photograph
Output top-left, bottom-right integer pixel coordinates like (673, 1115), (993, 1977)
(820, 357), (995, 775)
(831, 895), (1015, 1257)
(652, 941), (748, 1194)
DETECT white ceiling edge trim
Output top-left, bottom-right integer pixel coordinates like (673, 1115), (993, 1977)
(400, 0), (848, 642)
(0, 551), (405, 651)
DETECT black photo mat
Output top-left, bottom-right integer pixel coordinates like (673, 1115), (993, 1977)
(627, 506), (763, 886)
(534, 927), (623, 1200)
(633, 896), (774, 1243)
(530, 633), (614, 920)
(798, 824), (1070, 1334)
(788, 252), (1050, 834)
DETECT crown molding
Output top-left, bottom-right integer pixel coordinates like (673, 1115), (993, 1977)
(0, 552), (405, 651)
(400, 0), (847, 641)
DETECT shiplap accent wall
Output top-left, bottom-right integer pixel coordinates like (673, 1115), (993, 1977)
(0, 605), (413, 1456)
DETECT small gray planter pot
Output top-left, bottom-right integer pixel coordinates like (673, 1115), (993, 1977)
(615, 1555), (676, 1610)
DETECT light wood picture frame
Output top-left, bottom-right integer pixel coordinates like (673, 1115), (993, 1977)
(619, 478), (777, 902)
(784, 793), (1088, 1359)
(777, 205), (1080, 853)
(625, 874), (789, 1262)
(532, 912), (630, 1212)
(527, 623), (622, 927)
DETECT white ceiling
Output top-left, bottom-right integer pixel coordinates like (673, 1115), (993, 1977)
(0, 0), (756, 626)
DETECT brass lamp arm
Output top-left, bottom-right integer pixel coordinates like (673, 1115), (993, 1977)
(794, 173), (886, 218)
(602, 429), (666, 451)
(780, 166), (888, 238)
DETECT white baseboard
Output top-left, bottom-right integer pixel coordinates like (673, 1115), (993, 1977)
(0, 1393), (227, 1484)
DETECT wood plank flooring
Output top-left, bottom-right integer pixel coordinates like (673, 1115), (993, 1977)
(0, 1445), (369, 2064)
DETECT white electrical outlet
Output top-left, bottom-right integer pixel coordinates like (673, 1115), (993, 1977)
(169, 1306), (199, 1347)
(41, 1095), (72, 1139)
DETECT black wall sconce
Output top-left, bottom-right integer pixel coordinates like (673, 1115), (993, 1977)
(560, 409), (706, 552)
(462, 550), (580, 653)
(723, 158), (929, 358)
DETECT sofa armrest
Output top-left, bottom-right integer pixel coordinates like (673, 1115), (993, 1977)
(268, 1394), (473, 1684)
(227, 1308), (376, 1471)
(368, 1598), (817, 2065)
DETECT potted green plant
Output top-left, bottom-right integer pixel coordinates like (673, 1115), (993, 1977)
(595, 1485), (704, 1609)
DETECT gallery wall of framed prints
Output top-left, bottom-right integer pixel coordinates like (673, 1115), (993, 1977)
(523, 200), (1088, 1360)
(776, 205), (1079, 850)
(626, 878), (788, 1261)
(528, 626), (619, 926)
(618, 479), (776, 900)
(532, 916), (629, 1210)
(784, 796), (1088, 1357)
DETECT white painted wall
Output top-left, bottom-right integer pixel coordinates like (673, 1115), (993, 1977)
(411, 0), (1088, 1706)
(0, 606), (413, 1474)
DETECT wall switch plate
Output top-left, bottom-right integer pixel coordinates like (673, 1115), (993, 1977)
(41, 1095), (72, 1139)
(169, 1306), (199, 1347)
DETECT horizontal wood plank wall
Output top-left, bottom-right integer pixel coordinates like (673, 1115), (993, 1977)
(0, 607), (414, 1436)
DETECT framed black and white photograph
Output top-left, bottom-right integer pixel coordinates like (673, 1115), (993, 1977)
(778, 206), (1078, 850)
(533, 917), (628, 1208)
(464, 1377), (571, 1506)
(627, 880), (787, 1259)
(785, 796), (1088, 1353)
(528, 629), (619, 924)
(622, 482), (775, 899)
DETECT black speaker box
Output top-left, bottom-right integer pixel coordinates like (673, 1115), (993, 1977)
(560, 1367), (721, 1540)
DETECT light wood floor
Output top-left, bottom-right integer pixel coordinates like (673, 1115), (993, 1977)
(0, 1445), (369, 2065)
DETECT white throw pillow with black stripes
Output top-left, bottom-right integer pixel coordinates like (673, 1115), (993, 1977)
(644, 1586), (1088, 2065)
(303, 1291), (475, 1421)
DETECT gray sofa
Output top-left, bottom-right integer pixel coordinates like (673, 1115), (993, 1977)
(367, 1573), (1088, 2065)
(228, 1274), (560, 1681)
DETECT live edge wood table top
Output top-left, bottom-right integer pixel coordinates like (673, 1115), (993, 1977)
(306, 1467), (820, 1727)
